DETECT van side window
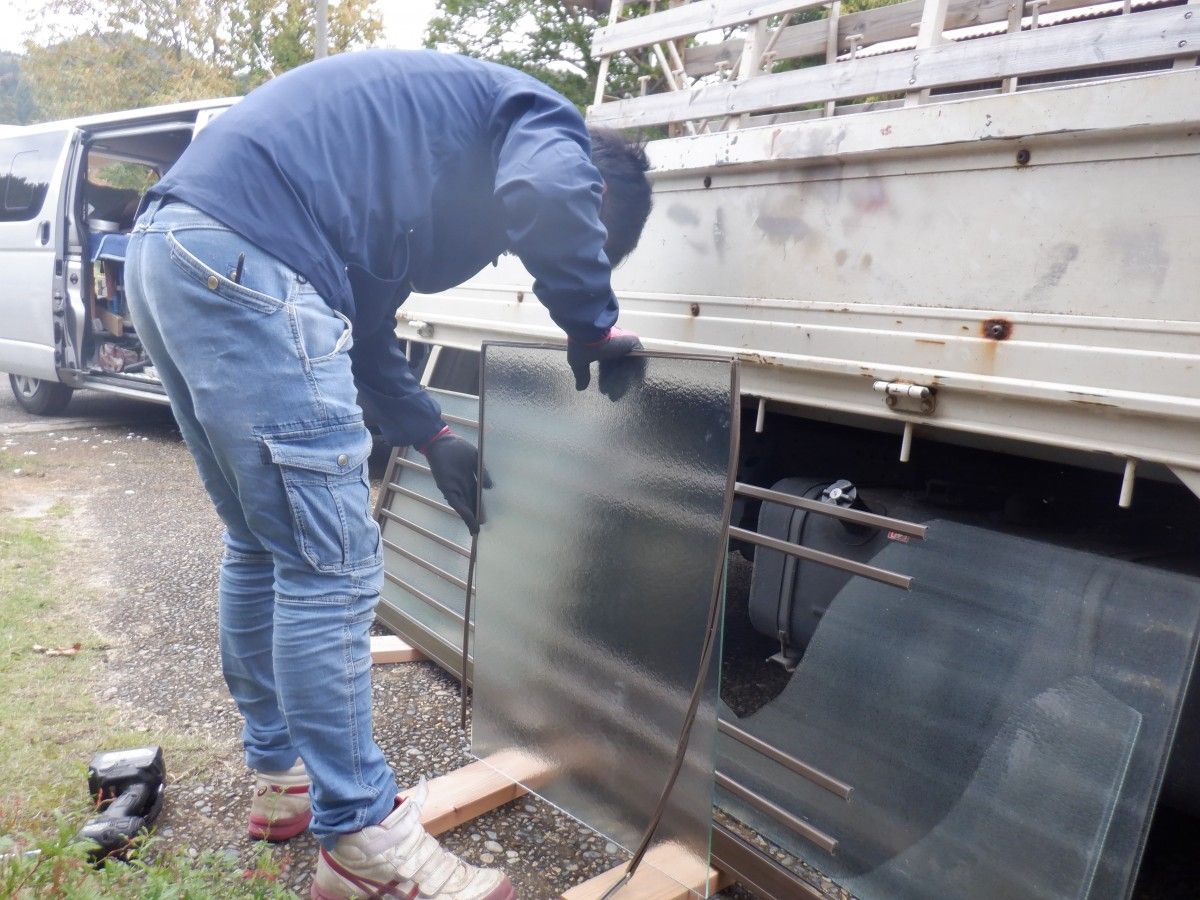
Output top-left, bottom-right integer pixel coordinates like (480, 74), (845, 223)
(0, 130), (68, 222)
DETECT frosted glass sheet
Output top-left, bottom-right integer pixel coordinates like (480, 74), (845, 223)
(471, 345), (735, 896)
(719, 519), (1200, 900)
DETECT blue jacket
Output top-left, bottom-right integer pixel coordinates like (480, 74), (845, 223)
(151, 50), (618, 447)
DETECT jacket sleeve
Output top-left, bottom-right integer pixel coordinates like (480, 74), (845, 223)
(350, 321), (446, 449)
(492, 85), (618, 343)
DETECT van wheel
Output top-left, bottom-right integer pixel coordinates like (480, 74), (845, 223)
(9, 374), (73, 415)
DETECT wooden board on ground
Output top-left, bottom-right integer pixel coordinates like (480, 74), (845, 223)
(370, 634), (424, 664)
(562, 843), (730, 900)
(407, 749), (553, 836)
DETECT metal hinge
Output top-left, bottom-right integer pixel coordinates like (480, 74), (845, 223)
(873, 380), (937, 415)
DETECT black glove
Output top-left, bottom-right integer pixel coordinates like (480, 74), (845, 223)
(421, 428), (491, 535)
(566, 327), (645, 401)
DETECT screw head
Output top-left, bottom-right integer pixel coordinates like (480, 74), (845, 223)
(1016, 148), (1031, 165)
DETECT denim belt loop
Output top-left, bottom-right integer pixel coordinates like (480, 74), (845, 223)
(134, 195), (166, 230)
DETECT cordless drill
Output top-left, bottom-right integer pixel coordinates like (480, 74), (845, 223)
(74, 746), (166, 861)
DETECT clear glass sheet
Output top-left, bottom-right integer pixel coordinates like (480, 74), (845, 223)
(718, 519), (1200, 900)
(471, 345), (735, 897)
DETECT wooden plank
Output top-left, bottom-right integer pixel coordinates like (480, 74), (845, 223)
(824, 1), (841, 117)
(370, 633), (425, 664)
(593, 0), (828, 56)
(562, 845), (731, 900)
(406, 750), (551, 836)
(682, 0), (1105, 76)
(589, 6), (1199, 128)
(906, 0), (953, 105)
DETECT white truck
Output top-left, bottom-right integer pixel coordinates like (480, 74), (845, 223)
(370, 2), (1200, 898)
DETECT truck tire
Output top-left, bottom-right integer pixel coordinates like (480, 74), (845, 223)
(8, 374), (73, 415)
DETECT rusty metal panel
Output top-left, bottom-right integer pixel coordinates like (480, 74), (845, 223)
(470, 344), (738, 897)
(397, 72), (1200, 471)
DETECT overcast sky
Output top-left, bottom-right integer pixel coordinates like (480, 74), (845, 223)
(0, 0), (438, 54)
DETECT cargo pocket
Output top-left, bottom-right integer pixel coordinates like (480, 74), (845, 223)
(261, 423), (381, 574)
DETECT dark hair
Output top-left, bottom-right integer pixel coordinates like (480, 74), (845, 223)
(588, 127), (652, 268)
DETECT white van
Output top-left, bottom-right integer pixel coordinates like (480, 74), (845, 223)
(0, 100), (234, 414)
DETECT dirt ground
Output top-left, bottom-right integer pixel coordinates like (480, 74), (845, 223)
(0, 390), (650, 898)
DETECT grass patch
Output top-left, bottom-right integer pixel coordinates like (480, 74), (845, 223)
(1, 825), (293, 898)
(0, 499), (289, 896)
(0, 449), (43, 475)
(0, 514), (145, 835)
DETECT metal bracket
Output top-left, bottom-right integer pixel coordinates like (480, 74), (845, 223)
(873, 380), (937, 415)
(407, 319), (435, 339)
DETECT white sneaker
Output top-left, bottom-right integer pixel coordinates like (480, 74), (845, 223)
(248, 759), (312, 842)
(310, 780), (515, 900)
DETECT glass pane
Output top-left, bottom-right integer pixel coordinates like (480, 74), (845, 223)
(718, 518), (1200, 900)
(471, 345), (735, 897)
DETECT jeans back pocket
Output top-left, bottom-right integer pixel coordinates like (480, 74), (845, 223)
(167, 228), (289, 315)
(261, 423), (380, 574)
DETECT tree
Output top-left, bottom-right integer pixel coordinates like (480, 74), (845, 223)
(22, 32), (235, 121)
(20, 0), (384, 121)
(0, 52), (39, 124)
(424, 0), (656, 110)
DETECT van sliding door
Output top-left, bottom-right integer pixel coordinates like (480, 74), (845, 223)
(0, 127), (79, 380)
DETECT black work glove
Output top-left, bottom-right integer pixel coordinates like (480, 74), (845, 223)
(421, 428), (492, 535)
(566, 327), (646, 401)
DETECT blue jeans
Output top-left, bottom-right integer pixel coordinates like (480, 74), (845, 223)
(125, 201), (397, 847)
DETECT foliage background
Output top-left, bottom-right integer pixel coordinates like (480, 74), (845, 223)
(4, 0), (383, 123)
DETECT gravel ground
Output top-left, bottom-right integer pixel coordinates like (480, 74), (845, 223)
(0, 386), (690, 898)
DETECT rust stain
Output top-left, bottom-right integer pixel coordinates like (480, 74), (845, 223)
(915, 339), (946, 346)
(737, 351), (779, 367)
(835, 249), (848, 266)
(981, 318), (1013, 341)
(975, 318), (1013, 377)
(853, 179), (889, 214)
